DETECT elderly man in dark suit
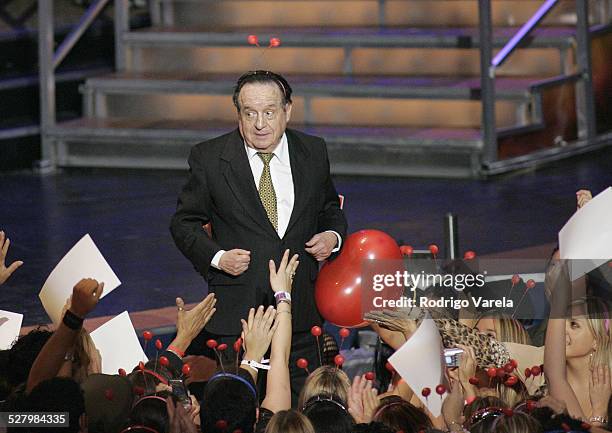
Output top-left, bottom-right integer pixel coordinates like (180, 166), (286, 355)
(170, 71), (347, 400)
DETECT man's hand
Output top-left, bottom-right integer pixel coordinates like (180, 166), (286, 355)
(219, 249), (250, 276)
(69, 278), (104, 318)
(269, 249), (299, 294)
(305, 232), (337, 262)
(241, 306), (278, 363)
(0, 231), (23, 285)
(175, 294), (216, 349)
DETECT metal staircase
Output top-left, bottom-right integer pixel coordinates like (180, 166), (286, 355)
(39, 0), (612, 177)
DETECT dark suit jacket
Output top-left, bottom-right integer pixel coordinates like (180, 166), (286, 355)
(170, 128), (348, 334)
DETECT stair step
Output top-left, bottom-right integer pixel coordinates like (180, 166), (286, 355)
(0, 66), (111, 91)
(161, 0), (591, 28)
(85, 72), (535, 100)
(51, 118), (483, 177)
(126, 25), (578, 49)
(52, 117), (482, 149)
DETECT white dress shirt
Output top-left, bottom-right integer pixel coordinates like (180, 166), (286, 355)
(211, 133), (341, 269)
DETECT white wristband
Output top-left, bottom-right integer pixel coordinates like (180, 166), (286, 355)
(241, 359), (271, 371)
(274, 291), (291, 304)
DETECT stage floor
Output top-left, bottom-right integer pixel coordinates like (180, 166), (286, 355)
(2, 146), (611, 328)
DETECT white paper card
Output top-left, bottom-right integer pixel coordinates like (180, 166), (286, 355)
(90, 311), (148, 375)
(388, 315), (445, 417)
(39, 234), (121, 323)
(0, 310), (23, 350)
(559, 187), (612, 280)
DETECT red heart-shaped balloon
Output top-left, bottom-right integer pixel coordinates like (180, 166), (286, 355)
(315, 230), (402, 327)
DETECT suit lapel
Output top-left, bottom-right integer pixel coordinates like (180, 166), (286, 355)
(285, 129), (312, 237)
(221, 130), (278, 237)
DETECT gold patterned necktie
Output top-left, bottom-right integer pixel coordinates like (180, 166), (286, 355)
(257, 152), (278, 230)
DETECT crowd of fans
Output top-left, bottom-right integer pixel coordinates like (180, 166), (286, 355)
(0, 189), (610, 433)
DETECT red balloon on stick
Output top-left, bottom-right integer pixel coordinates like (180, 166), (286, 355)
(526, 279), (536, 289)
(502, 408), (514, 417)
(524, 368), (532, 378)
(159, 356), (169, 367)
(311, 326), (322, 337)
(217, 343), (228, 351)
(421, 387), (431, 397)
(468, 376), (479, 386)
(435, 384), (446, 396)
(504, 376), (518, 386)
(486, 368), (497, 378)
(526, 400), (537, 412)
(206, 339), (218, 349)
(428, 244), (439, 257)
(504, 363), (514, 373)
(118, 368), (127, 376)
(334, 354), (345, 367)
(365, 372), (375, 381)
(400, 245), (414, 257)
(233, 338), (242, 353)
(182, 363), (191, 376)
(297, 358), (309, 369)
(530, 365), (541, 377)
(510, 359), (518, 368)
(385, 362), (395, 373)
(339, 328), (350, 338)
(511, 274), (521, 285)
(464, 250), (476, 260)
(143, 331), (153, 341)
(247, 34), (258, 45)
(155, 339), (163, 350)
(138, 361), (145, 371)
(269, 37), (281, 47)
(315, 230), (403, 327)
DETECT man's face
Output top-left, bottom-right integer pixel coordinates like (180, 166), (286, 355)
(237, 82), (292, 153)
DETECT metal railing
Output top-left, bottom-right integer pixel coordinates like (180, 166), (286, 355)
(478, 0), (597, 169)
(38, 0), (129, 169)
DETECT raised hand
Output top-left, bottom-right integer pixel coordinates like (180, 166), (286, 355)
(175, 294), (216, 347)
(589, 364), (612, 423)
(241, 305), (278, 363)
(0, 231), (23, 285)
(576, 189), (592, 209)
(269, 249), (299, 293)
(364, 309), (418, 339)
(69, 278), (104, 318)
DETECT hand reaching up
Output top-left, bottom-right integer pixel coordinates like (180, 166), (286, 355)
(172, 294), (216, 352)
(69, 279), (104, 318)
(348, 374), (380, 424)
(0, 231), (23, 285)
(269, 249), (299, 294)
(241, 306), (278, 363)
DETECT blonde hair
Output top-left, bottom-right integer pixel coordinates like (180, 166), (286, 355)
(493, 316), (532, 345)
(265, 410), (315, 433)
(473, 316), (531, 407)
(571, 296), (612, 368)
(297, 366), (351, 410)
